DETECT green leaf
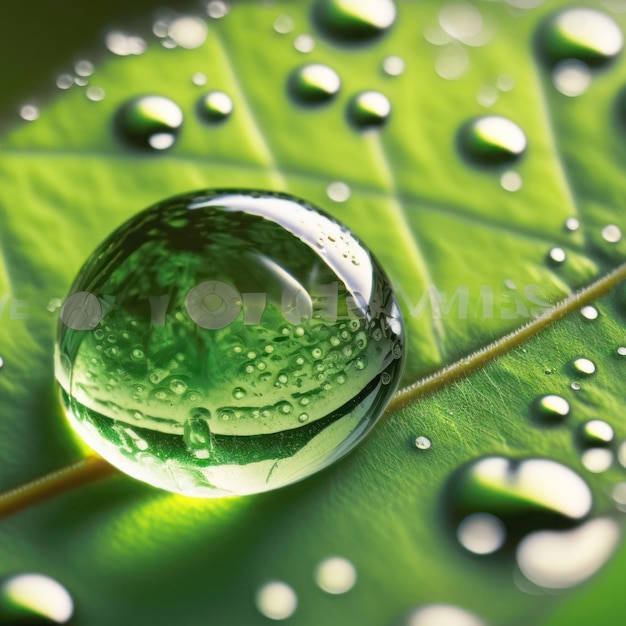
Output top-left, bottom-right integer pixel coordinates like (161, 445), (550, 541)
(0, 1), (625, 625)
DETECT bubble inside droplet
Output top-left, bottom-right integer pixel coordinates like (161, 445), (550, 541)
(458, 116), (527, 166)
(255, 581), (297, 620)
(115, 95), (183, 151)
(314, 556), (357, 594)
(55, 190), (405, 497)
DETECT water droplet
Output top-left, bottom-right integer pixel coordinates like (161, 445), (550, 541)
(56, 73), (74, 90)
(168, 16), (208, 49)
(497, 74), (515, 91)
(580, 305), (599, 320)
(315, 556), (357, 594)
(207, 1), (230, 20)
(382, 55), (405, 76)
(581, 448), (613, 473)
(313, 0), (396, 44)
(571, 357), (596, 376)
(86, 87), (106, 102)
(197, 91), (233, 122)
(288, 63), (341, 105)
(457, 512), (506, 555)
(19, 104), (39, 121)
(327, 181), (351, 203)
(613, 482), (626, 511)
(56, 190), (404, 497)
(533, 394), (570, 423)
(439, 2), (484, 44)
(414, 436), (431, 450)
(458, 116), (527, 166)
(105, 31), (147, 56)
(445, 457), (592, 544)
(571, 381), (581, 391)
(579, 419), (614, 447)
(477, 85), (499, 108)
(500, 170), (522, 192)
(347, 91), (391, 130)
(435, 44), (469, 80)
(602, 224), (622, 243)
(255, 581), (297, 620)
(565, 217), (580, 232)
(115, 95), (183, 151)
(192, 72), (207, 86)
(516, 517), (621, 588)
(538, 8), (623, 67)
(273, 15), (294, 35)
(0, 573), (74, 623)
(617, 346), (626, 356)
(547, 246), (567, 265)
(294, 33), (316, 53)
(75, 60), (94, 77)
(401, 604), (487, 626)
(553, 59), (592, 97)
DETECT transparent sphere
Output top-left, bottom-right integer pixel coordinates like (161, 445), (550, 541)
(55, 190), (405, 497)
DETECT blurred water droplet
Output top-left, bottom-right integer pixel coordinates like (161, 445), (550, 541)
(477, 85), (499, 108)
(533, 394), (570, 423)
(294, 33), (316, 53)
(581, 448), (613, 473)
(347, 91), (391, 130)
(565, 217), (580, 232)
(414, 436), (431, 450)
(602, 224), (622, 243)
(553, 59), (592, 97)
(327, 181), (351, 202)
(435, 44), (469, 80)
(19, 104), (39, 121)
(538, 8), (624, 67)
(500, 170), (522, 192)
(197, 91), (233, 122)
(603, 0), (626, 13)
(274, 15), (294, 34)
(56, 73), (74, 90)
(0, 356), (4, 369)
(458, 116), (527, 166)
(314, 556), (357, 594)
(571, 357), (596, 376)
(105, 31), (147, 56)
(457, 512), (506, 555)
(255, 581), (297, 620)
(74, 76), (88, 87)
(313, 0), (396, 43)
(439, 2), (485, 44)
(289, 63), (341, 105)
(613, 482), (626, 511)
(580, 305), (599, 320)
(579, 419), (614, 447)
(382, 55), (405, 76)
(547, 246), (567, 265)
(115, 95), (183, 150)
(168, 16), (208, 49)
(75, 60), (94, 77)
(0, 573), (74, 623)
(617, 346), (626, 356)
(401, 604), (487, 626)
(206, 0), (230, 19)
(192, 72), (207, 86)
(516, 518), (620, 588)
(86, 87), (106, 102)
(497, 74), (515, 91)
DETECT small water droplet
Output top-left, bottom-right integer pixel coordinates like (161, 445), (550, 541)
(477, 85), (499, 108)
(601, 224), (622, 243)
(382, 55), (405, 76)
(533, 394), (570, 423)
(458, 116), (527, 166)
(401, 604), (487, 626)
(538, 8), (623, 67)
(497, 74), (515, 91)
(580, 305), (599, 320)
(115, 95), (183, 150)
(327, 181), (351, 202)
(565, 217), (580, 232)
(75, 60), (94, 77)
(500, 170), (522, 192)
(273, 15), (294, 34)
(415, 436), (431, 450)
(86, 86), (106, 102)
(56, 73), (74, 90)
(578, 419), (614, 447)
(571, 357), (596, 376)
(314, 556), (357, 594)
(255, 581), (297, 620)
(617, 346), (626, 356)
(0, 573), (74, 623)
(197, 91), (233, 122)
(19, 104), (39, 121)
(168, 16), (208, 49)
(435, 44), (469, 80)
(553, 59), (592, 97)
(457, 512), (506, 555)
(105, 31), (147, 56)
(439, 2), (485, 44)
(192, 72), (207, 86)
(313, 0), (396, 44)
(581, 448), (614, 473)
(347, 91), (391, 130)
(571, 381), (581, 391)
(294, 33), (316, 53)
(206, 0), (230, 20)
(288, 63), (341, 105)
(547, 246), (567, 265)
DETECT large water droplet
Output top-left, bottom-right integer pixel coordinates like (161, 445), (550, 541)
(538, 8), (624, 67)
(516, 517), (621, 588)
(445, 457), (592, 545)
(458, 116), (527, 166)
(0, 573), (74, 623)
(314, 556), (357, 594)
(56, 190), (404, 497)
(313, 0), (396, 44)
(288, 64), (341, 105)
(115, 95), (183, 151)
(197, 91), (233, 123)
(347, 91), (391, 130)
(255, 581), (297, 620)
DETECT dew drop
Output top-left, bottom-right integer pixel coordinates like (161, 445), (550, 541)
(457, 512), (506, 555)
(313, 0), (397, 44)
(327, 181), (351, 203)
(294, 33), (316, 53)
(105, 31), (147, 56)
(168, 16), (208, 49)
(602, 224), (622, 243)
(553, 59), (592, 97)
(115, 95), (183, 151)
(477, 85), (499, 108)
(500, 170), (522, 192)
(382, 55), (405, 76)
(497, 74), (515, 91)
(565, 217), (580, 232)
(580, 305), (599, 320)
(56, 73), (74, 90)
(315, 556), (357, 594)
(19, 104), (39, 122)
(617, 346), (626, 356)
(55, 190), (404, 497)
(86, 87), (106, 102)
(197, 91), (233, 122)
(547, 246), (567, 265)
(206, 1), (230, 20)
(571, 381), (581, 391)
(255, 581), (297, 620)
(347, 91), (391, 130)
(192, 72), (207, 86)
(581, 448), (613, 473)
(288, 63), (341, 105)
(75, 60), (94, 77)
(571, 357), (596, 376)
(435, 44), (469, 80)
(578, 419), (614, 447)
(401, 604), (487, 626)
(613, 482), (626, 511)
(0, 573), (74, 623)
(273, 15), (294, 35)
(439, 2), (484, 44)
(516, 517), (621, 588)
(458, 116), (527, 166)
(538, 8), (623, 67)
(532, 394), (570, 423)
(414, 436), (431, 450)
